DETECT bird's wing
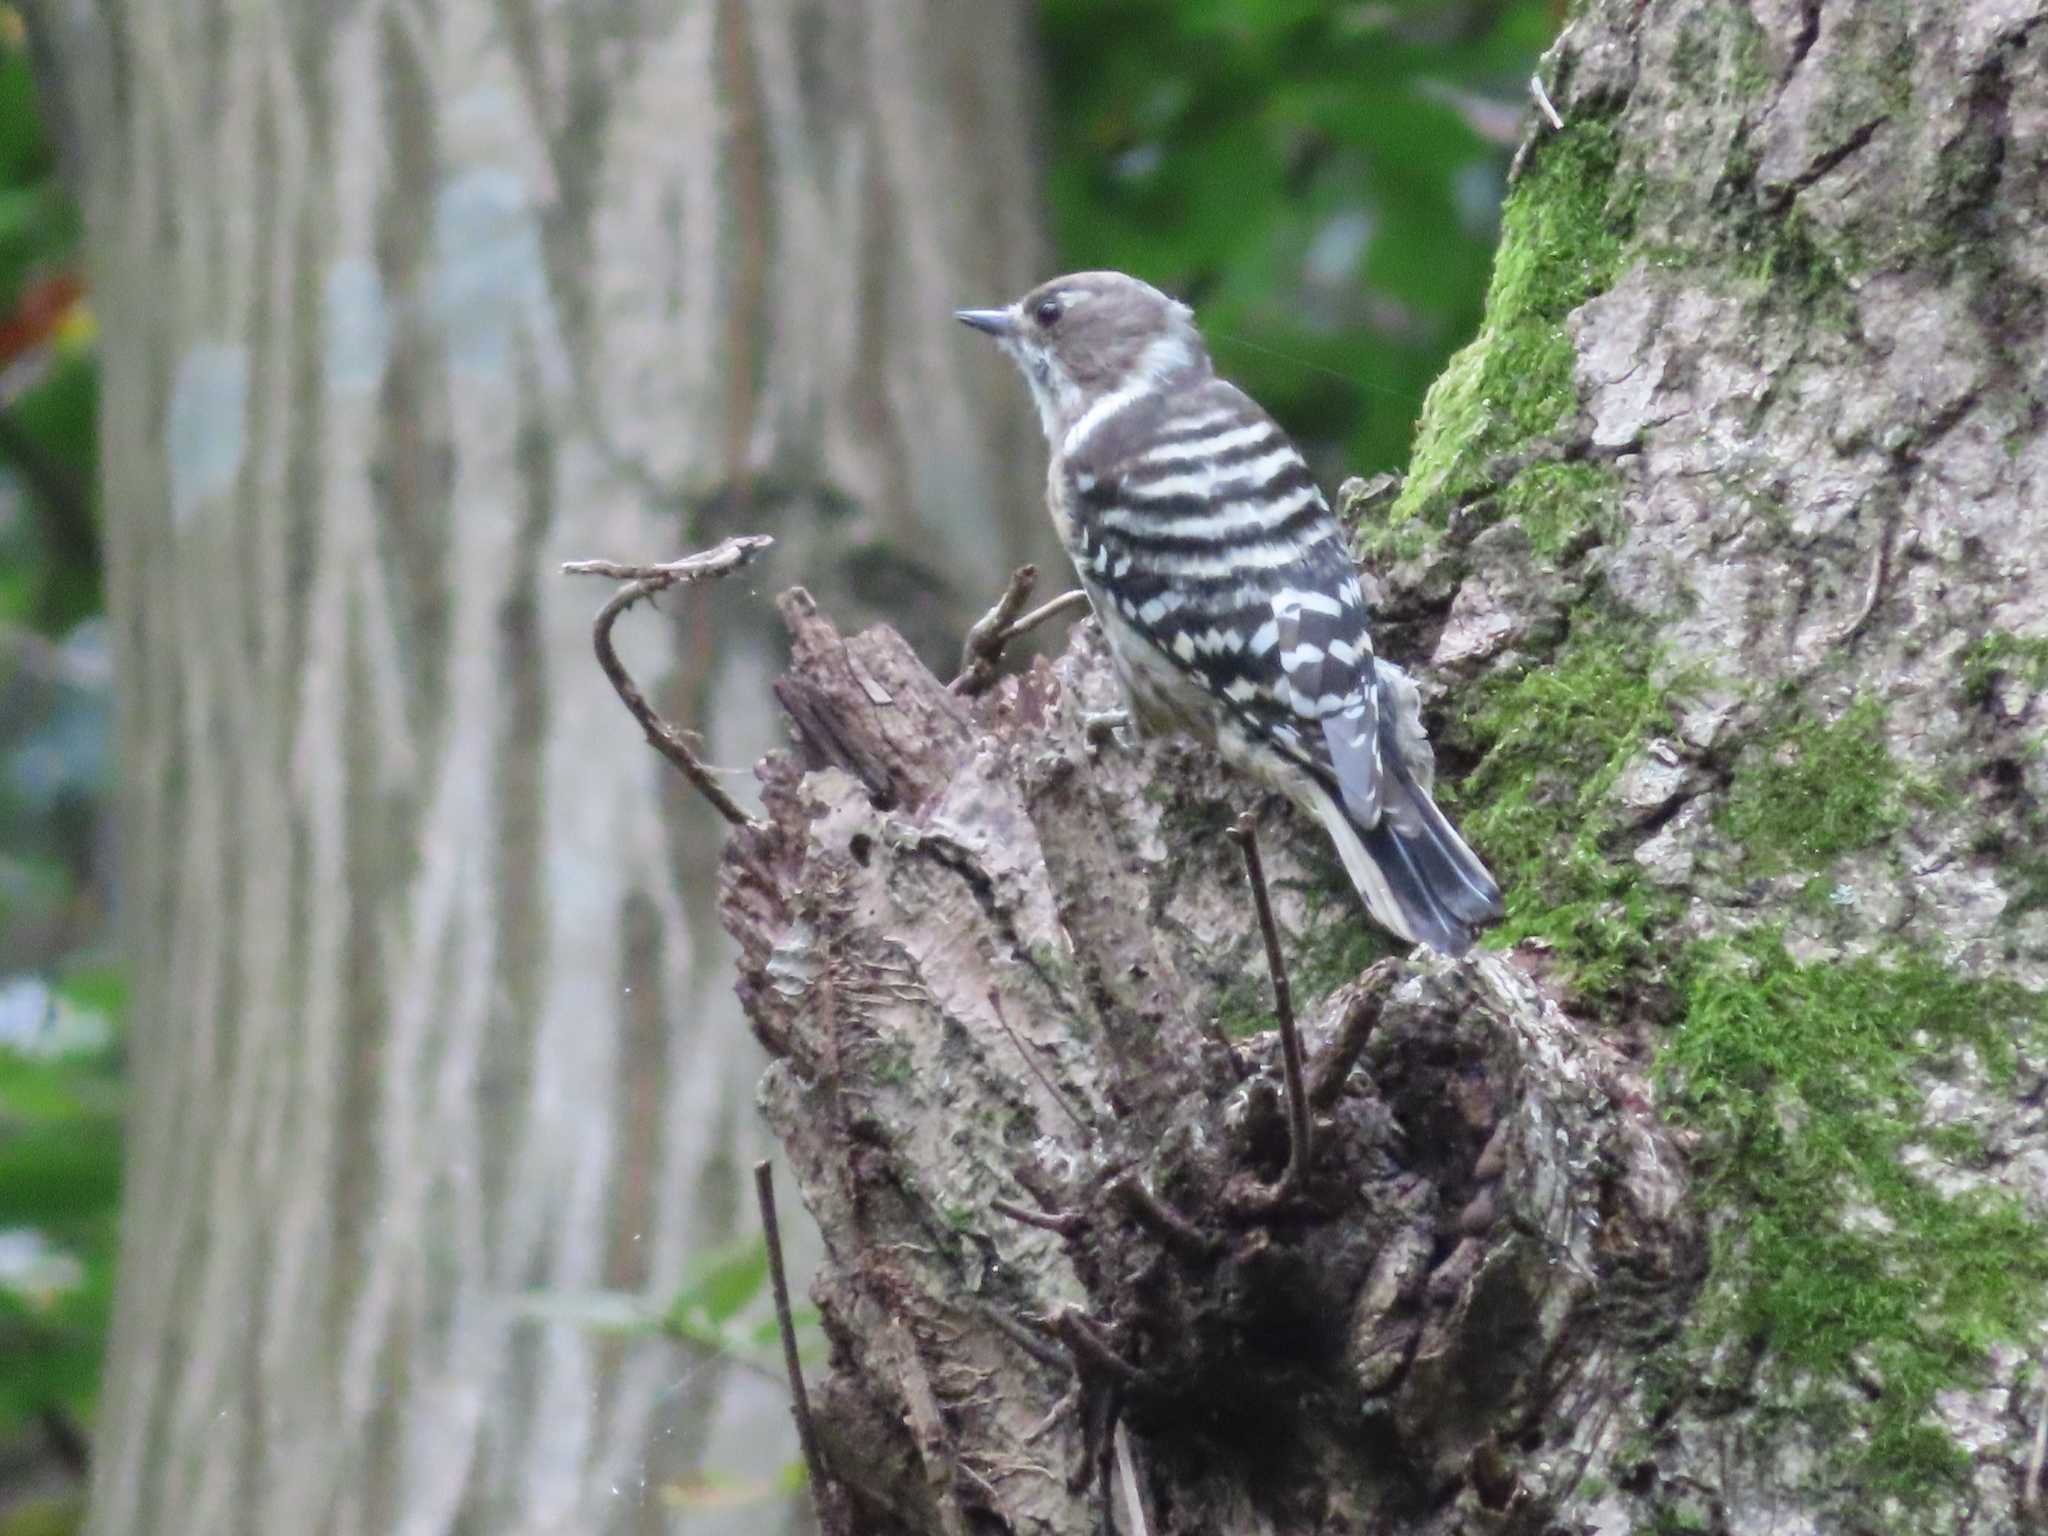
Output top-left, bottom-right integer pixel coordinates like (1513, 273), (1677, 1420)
(1064, 381), (1385, 827)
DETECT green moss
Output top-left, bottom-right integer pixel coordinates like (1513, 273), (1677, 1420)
(1649, 1506), (1713, 1536)
(1719, 697), (1905, 873)
(1969, 806), (2048, 928)
(1992, 834), (2048, 925)
(1391, 117), (1640, 529)
(1729, 12), (1772, 98)
(1960, 631), (2048, 706)
(1286, 879), (1402, 1008)
(1663, 934), (2048, 1498)
(1345, 495), (1435, 564)
(1494, 461), (1622, 558)
(1212, 966), (1277, 1042)
(1670, 4), (1771, 102)
(1452, 609), (1677, 992)
(1921, 1122), (1988, 1164)
(1739, 206), (1857, 328)
(867, 1041), (914, 1088)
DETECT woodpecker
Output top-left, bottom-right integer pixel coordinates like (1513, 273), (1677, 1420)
(957, 270), (1503, 957)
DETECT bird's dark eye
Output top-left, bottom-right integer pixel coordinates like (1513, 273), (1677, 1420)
(1033, 297), (1064, 328)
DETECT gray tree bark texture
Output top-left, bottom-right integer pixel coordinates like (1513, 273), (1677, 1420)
(27, 1), (1054, 1533)
(719, 2), (2048, 1533)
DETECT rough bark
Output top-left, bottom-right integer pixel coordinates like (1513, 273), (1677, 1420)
(723, 599), (1696, 1534)
(719, 2), (2048, 1532)
(26, 1), (1054, 1533)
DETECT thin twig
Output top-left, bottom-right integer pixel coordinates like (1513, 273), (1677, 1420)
(1026, 1381), (1083, 1442)
(753, 1161), (837, 1532)
(563, 535), (773, 829)
(1529, 73), (1564, 131)
(1231, 814), (1312, 1200)
(980, 1303), (1072, 1372)
(951, 568), (1093, 695)
(988, 988), (1093, 1136)
(1109, 1173), (1215, 1262)
(1307, 960), (1397, 1110)
(991, 1198), (1086, 1238)
(1055, 1309), (1150, 1392)
(560, 540), (769, 582)
(1007, 589), (1093, 643)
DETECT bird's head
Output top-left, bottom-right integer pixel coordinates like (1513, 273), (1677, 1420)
(956, 271), (1211, 441)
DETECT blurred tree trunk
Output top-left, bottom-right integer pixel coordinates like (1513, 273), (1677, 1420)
(717, 2), (2048, 1533)
(25, 1), (1054, 1533)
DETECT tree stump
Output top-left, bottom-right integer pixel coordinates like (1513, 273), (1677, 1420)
(721, 593), (1697, 1534)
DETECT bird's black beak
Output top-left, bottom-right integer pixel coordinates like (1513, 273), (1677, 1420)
(954, 308), (1014, 339)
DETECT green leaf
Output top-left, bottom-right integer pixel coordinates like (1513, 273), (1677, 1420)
(0, 1123), (120, 1222)
(510, 1290), (664, 1337)
(748, 1304), (819, 1352)
(668, 1236), (770, 1328)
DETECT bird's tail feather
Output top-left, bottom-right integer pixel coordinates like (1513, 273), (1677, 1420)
(1309, 756), (1504, 958)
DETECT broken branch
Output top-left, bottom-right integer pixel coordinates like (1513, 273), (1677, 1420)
(952, 565), (1093, 695)
(1307, 961), (1396, 1110)
(1109, 1174), (1215, 1263)
(992, 1198), (1087, 1238)
(563, 535), (773, 829)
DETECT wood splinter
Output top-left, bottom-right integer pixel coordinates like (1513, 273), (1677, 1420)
(563, 534), (774, 830)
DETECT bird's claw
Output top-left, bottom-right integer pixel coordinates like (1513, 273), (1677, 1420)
(1082, 709), (1131, 748)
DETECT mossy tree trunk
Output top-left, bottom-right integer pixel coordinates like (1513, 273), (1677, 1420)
(718, 2), (2048, 1532)
(26, 1), (1054, 1533)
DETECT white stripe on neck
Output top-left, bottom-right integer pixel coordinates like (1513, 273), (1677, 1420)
(1060, 332), (1196, 456)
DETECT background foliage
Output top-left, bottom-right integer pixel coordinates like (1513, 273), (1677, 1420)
(0, 8), (113, 1531)
(1041, 0), (1564, 476)
(0, 0), (1557, 1526)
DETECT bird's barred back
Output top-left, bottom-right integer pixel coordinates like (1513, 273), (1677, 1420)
(1052, 376), (1381, 804)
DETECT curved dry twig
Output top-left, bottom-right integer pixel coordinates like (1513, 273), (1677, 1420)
(562, 535), (773, 829)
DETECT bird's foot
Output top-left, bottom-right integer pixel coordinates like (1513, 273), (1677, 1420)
(1082, 709), (1131, 748)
